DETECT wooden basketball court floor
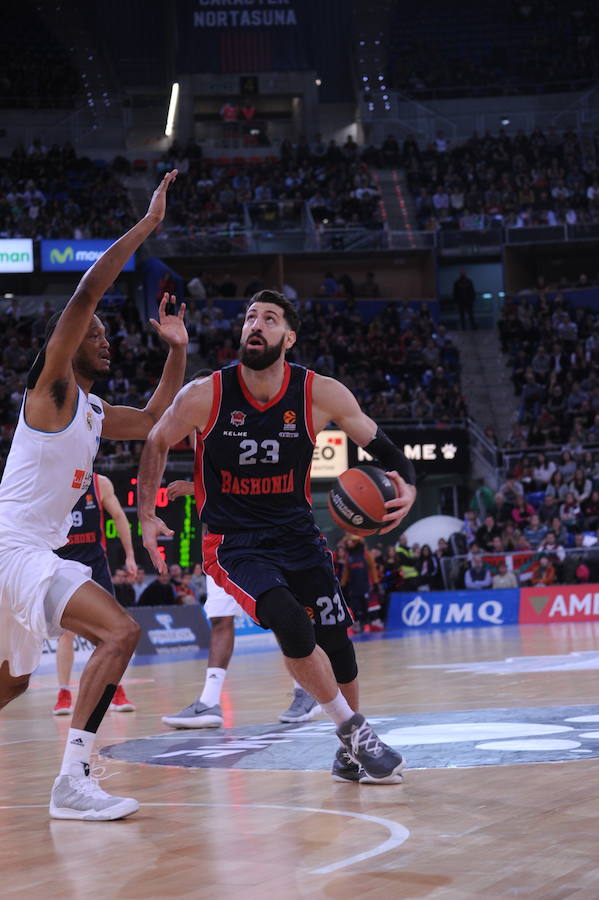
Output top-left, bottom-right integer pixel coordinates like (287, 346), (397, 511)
(2, 623), (599, 899)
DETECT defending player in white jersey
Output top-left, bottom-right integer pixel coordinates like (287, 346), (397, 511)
(0, 171), (187, 821)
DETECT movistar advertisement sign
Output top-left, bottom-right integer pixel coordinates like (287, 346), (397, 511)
(41, 240), (135, 272)
(0, 239), (34, 273)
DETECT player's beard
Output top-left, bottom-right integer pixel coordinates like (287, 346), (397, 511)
(73, 353), (108, 382)
(239, 334), (285, 371)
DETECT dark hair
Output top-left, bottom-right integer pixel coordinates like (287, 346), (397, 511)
(246, 289), (300, 332)
(44, 309), (107, 341)
(44, 310), (62, 340)
(191, 368), (213, 379)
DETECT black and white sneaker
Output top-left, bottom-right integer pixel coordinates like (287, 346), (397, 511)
(331, 745), (404, 784)
(336, 713), (405, 782)
(331, 746), (361, 782)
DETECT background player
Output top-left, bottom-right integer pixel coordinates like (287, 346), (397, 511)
(53, 473), (137, 716)
(0, 171), (187, 820)
(341, 534), (380, 634)
(138, 290), (416, 784)
(161, 479), (321, 728)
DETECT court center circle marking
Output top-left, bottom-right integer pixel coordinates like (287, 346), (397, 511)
(0, 800), (410, 874)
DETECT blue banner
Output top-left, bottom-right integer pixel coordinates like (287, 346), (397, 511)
(387, 589), (520, 631)
(41, 240), (135, 273)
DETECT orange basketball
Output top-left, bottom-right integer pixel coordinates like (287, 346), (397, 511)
(327, 465), (397, 536)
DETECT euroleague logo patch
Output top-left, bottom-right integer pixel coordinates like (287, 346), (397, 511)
(230, 410), (246, 427)
(283, 410), (296, 425)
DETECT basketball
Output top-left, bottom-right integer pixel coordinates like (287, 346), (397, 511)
(327, 465), (397, 536)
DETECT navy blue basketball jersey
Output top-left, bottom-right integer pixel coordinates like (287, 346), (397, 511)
(56, 473), (106, 564)
(346, 545), (371, 596)
(195, 362), (317, 534)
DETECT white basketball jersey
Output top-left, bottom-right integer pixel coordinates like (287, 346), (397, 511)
(0, 387), (104, 550)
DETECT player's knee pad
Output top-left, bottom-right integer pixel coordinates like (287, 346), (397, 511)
(257, 587), (316, 659)
(317, 629), (358, 684)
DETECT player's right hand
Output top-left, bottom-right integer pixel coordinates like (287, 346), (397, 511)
(140, 514), (174, 573)
(166, 480), (193, 501)
(146, 170), (178, 223)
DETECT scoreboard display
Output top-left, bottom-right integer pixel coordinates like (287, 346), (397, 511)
(98, 469), (201, 572)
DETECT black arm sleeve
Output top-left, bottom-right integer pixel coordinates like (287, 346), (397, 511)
(363, 426), (416, 485)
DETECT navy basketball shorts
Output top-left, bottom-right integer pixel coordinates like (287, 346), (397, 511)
(203, 530), (353, 631)
(89, 553), (115, 597)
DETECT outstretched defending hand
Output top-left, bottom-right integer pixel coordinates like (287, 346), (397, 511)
(150, 292), (188, 348)
(141, 515), (173, 574)
(146, 169), (178, 223)
(378, 472), (417, 535)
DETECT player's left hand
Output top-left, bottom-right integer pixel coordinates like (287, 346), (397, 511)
(150, 293), (188, 347)
(140, 514), (174, 573)
(124, 554), (137, 579)
(378, 471), (416, 535)
(166, 479), (193, 501)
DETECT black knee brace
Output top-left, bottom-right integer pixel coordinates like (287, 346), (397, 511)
(256, 587), (316, 659)
(317, 628), (358, 684)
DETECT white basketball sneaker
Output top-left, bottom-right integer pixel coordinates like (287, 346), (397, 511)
(49, 762), (139, 821)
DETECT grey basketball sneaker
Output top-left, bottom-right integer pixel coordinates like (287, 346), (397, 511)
(331, 746), (361, 782)
(278, 687), (322, 723)
(331, 745), (404, 784)
(161, 699), (223, 729)
(336, 713), (405, 782)
(49, 762), (139, 821)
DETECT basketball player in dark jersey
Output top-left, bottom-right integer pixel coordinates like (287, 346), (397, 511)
(341, 534), (380, 634)
(53, 473), (136, 715)
(138, 290), (416, 784)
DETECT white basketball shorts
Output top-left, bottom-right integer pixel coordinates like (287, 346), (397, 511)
(203, 574), (243, 619)
(0, 541), (91, 677)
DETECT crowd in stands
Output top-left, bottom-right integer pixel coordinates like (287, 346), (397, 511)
(0, 285), (466, 474)
(184, 293), (466, 425)
(404, 127), (599, 231)
(379, 476), (599, 593)
(0, 4), (81, 108)
(500, 291), (599, 451)
(0, 141), (136, 240)
(159, 136), (382, 237)
(385, 0), (599, 98)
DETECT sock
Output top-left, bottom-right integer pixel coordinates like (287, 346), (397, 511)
(58, 685), (70, 692)
(321, 690), (354, 727)
(60, 728), (95, 776)
(292, 680), (302, 690)
(200, 668), (226, 707)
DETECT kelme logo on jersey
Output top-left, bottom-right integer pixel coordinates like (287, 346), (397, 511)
(230, 410), (246, 427)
